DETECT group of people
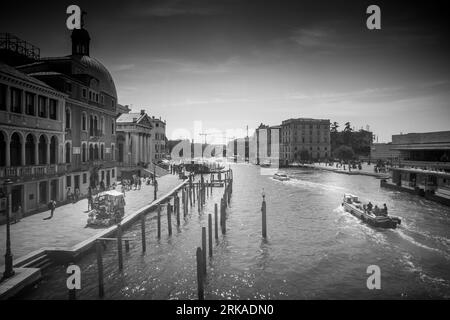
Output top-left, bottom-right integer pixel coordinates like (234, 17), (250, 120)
(364, 202), (389, 217)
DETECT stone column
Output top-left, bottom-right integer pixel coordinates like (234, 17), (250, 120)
(21, 136), (26, 166)
(34, 137), (39, 165)
(125, 133), (130, 165)
(46, 139), (51, 165)
(134, 133), (139, 165)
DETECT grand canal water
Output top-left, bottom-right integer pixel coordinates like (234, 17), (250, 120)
(19, 164), (450, 299)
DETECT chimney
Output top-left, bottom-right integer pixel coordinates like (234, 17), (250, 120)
(140, 109), (145, 115)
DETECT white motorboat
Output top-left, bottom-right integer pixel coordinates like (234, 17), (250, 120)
(342, 194), (401, 229)
(273, 173), (290, 181)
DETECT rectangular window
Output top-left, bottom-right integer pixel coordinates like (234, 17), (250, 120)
(38, 96), (47, 118)
(83, 173), (87, 184)
(0, 83), (6, 110)
(25, 92), (35, 115)
(49, 99), (57, 120)
(82, 88), (87, 98)
(10, 87), (22, 113)
(112, 169), (115, 178)
(66, 176), (72, 188)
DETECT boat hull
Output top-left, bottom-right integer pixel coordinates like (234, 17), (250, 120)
(343, 202), (399, 229)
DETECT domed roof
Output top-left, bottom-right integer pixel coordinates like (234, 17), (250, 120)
(74, 55), (117, 99)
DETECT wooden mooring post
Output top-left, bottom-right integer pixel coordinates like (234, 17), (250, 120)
(208, 214), (213, 257)
(214, 203), (218, 240)
(96, 240), (104, 298)
(117, 224), (123, 271)
(262, 192), (267, 238)
(157, 204), (161, 239)
(141, 214), (146, 253)
(167, 202), (172, 236)
(176, 195), (181, 226)
(196, 247), (204, 300)
(202, 227), (207, 275)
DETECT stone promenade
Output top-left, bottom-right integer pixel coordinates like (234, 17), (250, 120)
(0, 174), (182, 269)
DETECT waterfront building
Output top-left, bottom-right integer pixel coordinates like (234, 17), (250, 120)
(280, 118), (330, 165)
(381, 131), (450, 205)
(149, 116), (167, 161)
(0, 61), (66, 222)
(254, 123), (281, 165)
(15, 27), (119, 198)
(116, 110), (153, 177)
(370, 143), (401, 162)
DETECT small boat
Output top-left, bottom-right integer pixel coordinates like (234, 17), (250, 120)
(260, 160), (271, 168)
(273, 173), (290, 181)
(341, 194), (401, 229)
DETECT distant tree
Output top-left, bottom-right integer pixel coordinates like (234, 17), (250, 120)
(333, 145), (355, 161)
(344, 122), (352, 132)
(330, 122), (339, 133)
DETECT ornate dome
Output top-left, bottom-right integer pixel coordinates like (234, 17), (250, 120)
(70, 28), (117, 99)
(75, 55), (117, 99)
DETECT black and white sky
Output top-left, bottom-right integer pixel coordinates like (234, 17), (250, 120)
(1, 0), (449, 142)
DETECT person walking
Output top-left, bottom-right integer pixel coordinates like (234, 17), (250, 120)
(44, 200), (56, 220)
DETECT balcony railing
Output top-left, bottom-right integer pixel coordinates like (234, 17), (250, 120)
(0, 164), (64, 178)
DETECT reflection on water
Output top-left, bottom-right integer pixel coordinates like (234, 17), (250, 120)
(19, 164), (450, 299)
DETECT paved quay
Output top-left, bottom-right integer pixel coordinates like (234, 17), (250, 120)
(0, 174), (182, 270)
(291, 162), (390, 178)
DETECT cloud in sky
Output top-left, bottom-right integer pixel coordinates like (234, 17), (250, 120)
(0, 0), (448, 143)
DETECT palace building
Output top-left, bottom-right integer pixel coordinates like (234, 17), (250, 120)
(16, 27), (119, 199)
(0, 61), (66, 222)
(0, 26), (121, 221)
(280, 118), (330, 165)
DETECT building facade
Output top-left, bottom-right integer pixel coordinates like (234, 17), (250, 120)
(0, 62), (66, 221)
(370, 143), (401, 161)
(149, 116), (167, 161)
(381, 131), (450, 206)
(16, 27), (119, 198)
(116, 110), (153, 171)
(280, 118), (330, 165)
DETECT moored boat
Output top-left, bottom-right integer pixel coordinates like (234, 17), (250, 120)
(341, 194), (401, 229)
(273, 173), (290, 181)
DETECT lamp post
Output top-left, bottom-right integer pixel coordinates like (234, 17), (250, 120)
(2, 178), (14, 280)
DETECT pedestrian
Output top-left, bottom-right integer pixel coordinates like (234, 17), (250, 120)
(138, 177), (142, 190)
(44, 200), (56, 220)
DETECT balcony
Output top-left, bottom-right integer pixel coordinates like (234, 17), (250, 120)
(0, 164), (65, 179)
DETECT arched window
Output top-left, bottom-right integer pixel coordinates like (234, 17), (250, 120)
(65, 142), (71, 163)
(89, 115), (94, 136)
(100, 144), (104, 160)
(94, 116), (98, 136)
(82, 112), (87, 131)
(50, 136), (58, 164)
(65, 108), (71, 129)
(0, 132), (6, 167)
(10, 132), (22, 166)
(100, 117), (104, 135)
(82, 143), (87, 162)
(94, 144), (99, 160)
(89, 144), (94, 161)
(25, 134), (35, 165)
(38, 135), (47, 164)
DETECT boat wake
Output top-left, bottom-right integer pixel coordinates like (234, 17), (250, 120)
(394, 229), (450, 259)
(285, 178), (349, 194)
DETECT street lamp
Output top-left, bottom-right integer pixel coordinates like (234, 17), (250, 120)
(2, 178), (14, 280)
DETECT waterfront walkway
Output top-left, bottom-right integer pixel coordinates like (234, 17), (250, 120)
(293, 162), (390, 178)
(0, 174), (182, 270)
